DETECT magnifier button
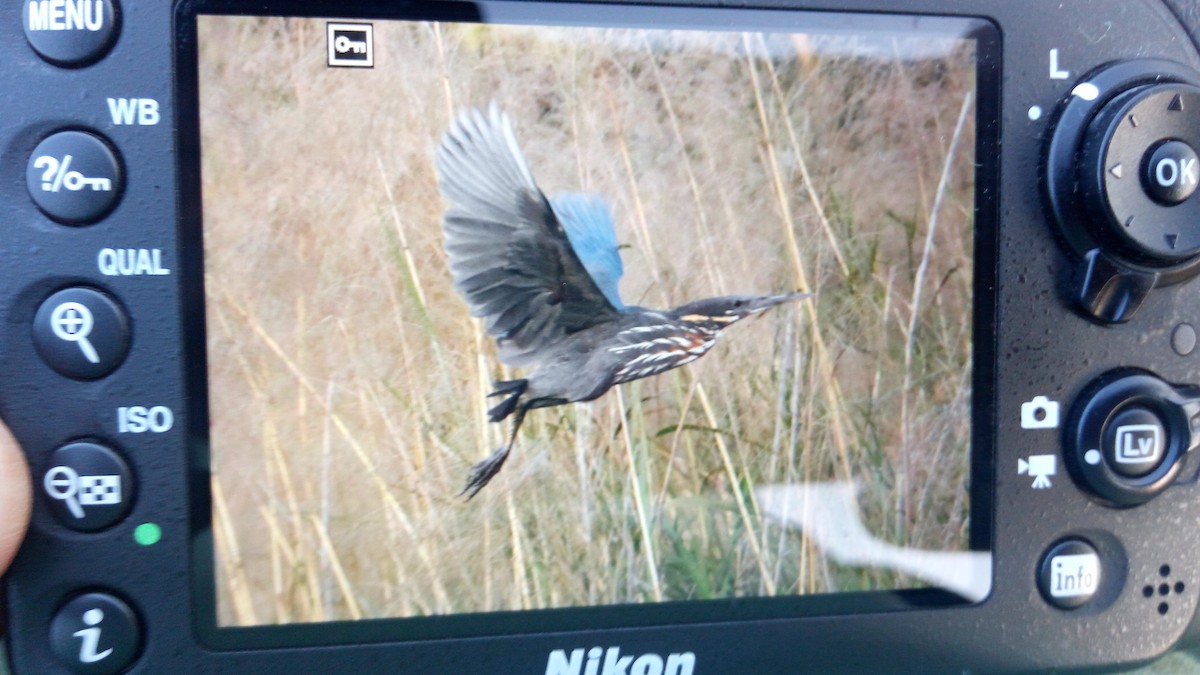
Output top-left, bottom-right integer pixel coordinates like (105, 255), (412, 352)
(33, 287), (130, 380)
(42, 442), (133, 532)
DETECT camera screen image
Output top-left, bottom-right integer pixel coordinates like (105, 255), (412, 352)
(192, 5), (989, 633)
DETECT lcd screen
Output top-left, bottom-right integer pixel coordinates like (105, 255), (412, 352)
(188, 3), (995, 637)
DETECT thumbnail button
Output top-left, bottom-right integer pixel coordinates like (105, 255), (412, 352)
(49, 591), (140, 674)
(26, 131), (123, 225)
(42, 442), (133, 532)
(1103, 406), (1167, 478)
(1039, 539), (1101, 609)
(33, 287), (130, 380)
(23, 0), (120, 67)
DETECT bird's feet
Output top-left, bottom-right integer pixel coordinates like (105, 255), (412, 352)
(460, 445), (511, 499)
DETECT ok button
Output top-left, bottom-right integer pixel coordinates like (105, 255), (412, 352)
(33, 288), (130, 380)
(1144, 139), (1199, 205)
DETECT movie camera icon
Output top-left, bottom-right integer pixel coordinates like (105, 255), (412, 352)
(1018, 454), (1057, 489)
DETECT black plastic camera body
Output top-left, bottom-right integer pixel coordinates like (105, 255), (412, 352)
(3, 0), (1200, 673)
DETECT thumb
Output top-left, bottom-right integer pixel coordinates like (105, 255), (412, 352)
(0, 419), (32, 575)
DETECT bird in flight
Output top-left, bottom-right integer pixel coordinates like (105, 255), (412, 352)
(436, 105), (808, 498)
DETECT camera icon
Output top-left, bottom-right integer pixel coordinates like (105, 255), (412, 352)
(1021, 396), (1060, 429)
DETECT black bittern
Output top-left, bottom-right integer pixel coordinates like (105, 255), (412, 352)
(436, 105), (808, 497)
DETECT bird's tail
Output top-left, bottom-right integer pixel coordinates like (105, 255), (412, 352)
(487, 379), (527, 422)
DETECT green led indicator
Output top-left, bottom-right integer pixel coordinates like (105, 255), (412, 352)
(133, 523), (162, 546)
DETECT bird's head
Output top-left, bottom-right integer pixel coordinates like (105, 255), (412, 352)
(670, 292), (810, 331)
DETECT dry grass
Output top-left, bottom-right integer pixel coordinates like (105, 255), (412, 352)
(198, 16), (976, 625)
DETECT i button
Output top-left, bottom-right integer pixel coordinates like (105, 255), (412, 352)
(50, 592), (141, 674)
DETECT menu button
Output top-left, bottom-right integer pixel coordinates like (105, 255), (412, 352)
(23, 0), (120, 67)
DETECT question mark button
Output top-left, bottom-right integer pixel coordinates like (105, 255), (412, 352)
(26, 130), (123, 225)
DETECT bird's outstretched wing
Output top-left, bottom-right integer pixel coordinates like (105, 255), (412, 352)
(550, 193), (625, 310)
(436, 105), (622, 366)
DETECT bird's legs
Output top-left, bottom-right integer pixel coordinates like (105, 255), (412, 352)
(461, 404), (528, 499)
(486, 379), (527, 421)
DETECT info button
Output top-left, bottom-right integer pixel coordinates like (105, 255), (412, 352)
(1039, 539), (1101, 609)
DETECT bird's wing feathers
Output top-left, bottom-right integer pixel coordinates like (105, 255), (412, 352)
(550, 193), (625, 310)
(436, 105), (621, 366)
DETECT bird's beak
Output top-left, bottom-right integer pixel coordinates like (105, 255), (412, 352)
(744, 291), (812, 315)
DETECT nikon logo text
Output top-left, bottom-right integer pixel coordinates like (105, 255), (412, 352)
(546, 646), (696, 675)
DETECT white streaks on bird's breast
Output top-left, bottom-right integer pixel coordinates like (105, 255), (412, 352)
(609, 325), (717, 384)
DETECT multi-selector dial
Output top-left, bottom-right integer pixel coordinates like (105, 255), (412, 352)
(1045, 60), (1200, 322)
(1079, 84), (1200, 262)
